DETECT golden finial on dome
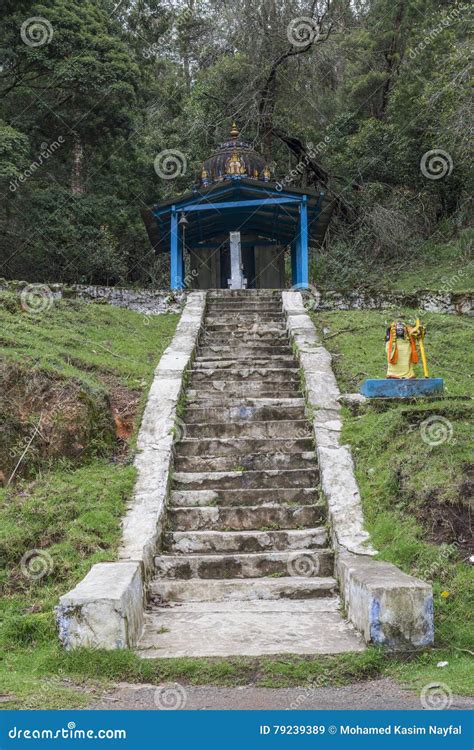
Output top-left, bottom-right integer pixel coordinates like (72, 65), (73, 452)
(230, 121), (239, 139)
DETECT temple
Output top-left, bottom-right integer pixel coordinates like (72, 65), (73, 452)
(142, 123), (331, 289)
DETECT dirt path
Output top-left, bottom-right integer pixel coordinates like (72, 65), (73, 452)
(91, 678), (474, 711)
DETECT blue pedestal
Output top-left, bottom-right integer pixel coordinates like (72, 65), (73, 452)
(360, 378), (444, 398)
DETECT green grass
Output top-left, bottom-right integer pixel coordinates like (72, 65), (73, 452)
(0, 294), (179, 708)
(0, 292), (178, 390)
(315, 237), (474, 292)
(312, 308), (474, 695)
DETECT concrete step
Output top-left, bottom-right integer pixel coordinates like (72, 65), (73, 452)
(206, 308), (283, 317)
(182, 420), (311, 439)
(174, 437), (314, 457)
(173, 468), (318, 490)
(206, 300), (282, 309)
(169, 487), (320, 508)
(174, 450), (317, 473)
(201, 332), (289, 344)
(165, 526), (328, 553)
(205, 312), (284, 322)
(185, 394), (304, 406)
(183, 404), (306, 424)
(185, 383), (300, 398)
(137, 598), (364, 658)
(148, 576), (338, 603)
(205, 323), (287, 334)
(154, 549), (334, 579)
(168, 504), (323, 531)
(190, 368), (299, 382)
(197, 345), (292, 358)
(136, 599), (364, 658)
(193, 357), (295, 369)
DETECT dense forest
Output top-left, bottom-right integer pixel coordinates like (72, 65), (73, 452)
(0, 0), (471, 288)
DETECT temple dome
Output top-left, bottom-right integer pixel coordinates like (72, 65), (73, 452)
(199, 122), (270, 186)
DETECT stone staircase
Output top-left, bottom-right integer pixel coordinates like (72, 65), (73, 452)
(136, 291), (364, 657)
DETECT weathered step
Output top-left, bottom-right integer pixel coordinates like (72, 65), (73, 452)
(174, 450), (317, 473)
(205, 312), (284, 322)
(137, 598), (363, 658)
(137, 599), (364, 658)
(183, 404), (306, 424)
(197, 345), (292, 358)
(201, 332), (289, 344)
(165, 526), (328, 553)
(173, 468), (318, 490)
(193, 356), (295, 369)
(182, 420), (311, 439)
(154, 549), (334, 579)
(185, 395), (303, 407)
(185, 394), (304, 406)
(174, 437), (314, 457)
(185, 383), (300, 398)
(205, 323), (286, 334)
(148, 576), (338, 602)
(169, 487), (320, 508)
(206, 300), (282, 315)
(168, 504), (323, 531)
(190, 368), (299, 382)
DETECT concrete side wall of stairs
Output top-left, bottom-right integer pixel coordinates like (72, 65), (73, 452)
(56, 290), (433, 652)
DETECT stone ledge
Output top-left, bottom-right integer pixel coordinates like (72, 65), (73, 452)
(282, 291), (434, 650)
(337, 552), (434, 650)
(56, 292), (206, 649)
(56, 562), (143, 650)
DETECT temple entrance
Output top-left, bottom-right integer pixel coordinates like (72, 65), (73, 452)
(189, 235), (285, 290)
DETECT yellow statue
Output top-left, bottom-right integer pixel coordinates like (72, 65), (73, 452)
(385, 318), (428, 379)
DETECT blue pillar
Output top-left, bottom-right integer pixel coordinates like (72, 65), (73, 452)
(170, 207), (184, 289)
(299, 195), (309, 288)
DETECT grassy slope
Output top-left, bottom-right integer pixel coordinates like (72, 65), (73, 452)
(315, 239), (474, 292)
(312, 308), (474, 695)
(0, 294), (178, 708)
